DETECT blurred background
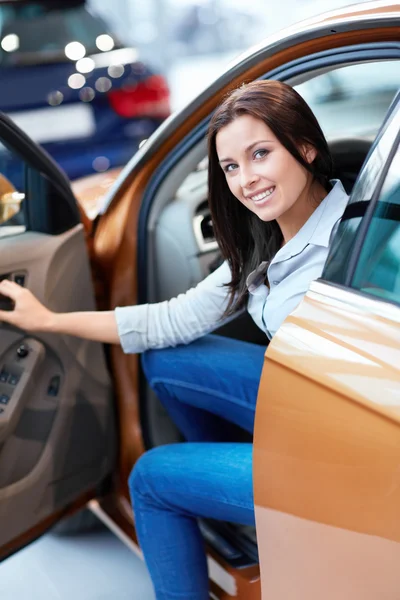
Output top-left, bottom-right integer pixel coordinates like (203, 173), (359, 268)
(0, 0), (377, 184)
(91, 0), (373, 108)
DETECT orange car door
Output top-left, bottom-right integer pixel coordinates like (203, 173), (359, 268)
(253, 99), (400, 598)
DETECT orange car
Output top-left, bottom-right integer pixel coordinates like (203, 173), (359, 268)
(0, 2), (400, 598)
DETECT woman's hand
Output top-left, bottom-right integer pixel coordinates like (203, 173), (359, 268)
(0, 279), (120, 344)
(0, 280), (54, 332)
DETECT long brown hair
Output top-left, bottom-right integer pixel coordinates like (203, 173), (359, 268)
(207, 79), (333, 315)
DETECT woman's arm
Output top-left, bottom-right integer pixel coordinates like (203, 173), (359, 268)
(49, 311), (119, 343)
(0, 279), (120, 344)
(0, 262), (233, 351)
(115, 261), (233, 353)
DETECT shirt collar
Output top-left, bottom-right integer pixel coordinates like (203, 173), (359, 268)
(272, 179), (349, 263)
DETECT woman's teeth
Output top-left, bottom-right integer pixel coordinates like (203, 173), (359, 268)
(251, 187), (275, 202)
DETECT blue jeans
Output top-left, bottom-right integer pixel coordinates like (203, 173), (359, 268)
(129, 335), (266, 600)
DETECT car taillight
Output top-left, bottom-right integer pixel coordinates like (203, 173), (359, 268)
(108, 74), (171, 119)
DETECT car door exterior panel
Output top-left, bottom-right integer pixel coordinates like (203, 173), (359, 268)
(0, 181), (116, 551)
(253, 285), (400, 599)
(253, 95), (400, 595)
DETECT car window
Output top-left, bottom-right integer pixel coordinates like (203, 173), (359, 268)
(0, 142), (26, 236)
(0, 123), (79, 239)
(322, 99), (400, 285)
(0, 2), (119, 65)
(351, 144), (400, 304)
(296, 61), (399, 140)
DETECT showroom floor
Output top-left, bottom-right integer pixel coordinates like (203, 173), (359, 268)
(0, 527), (155, 600)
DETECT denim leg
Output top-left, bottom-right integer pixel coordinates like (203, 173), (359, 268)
(141, 335), (266, 441)
(130, 442), (254, 600)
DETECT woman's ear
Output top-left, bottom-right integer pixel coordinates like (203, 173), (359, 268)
(302, 145), (317, 164)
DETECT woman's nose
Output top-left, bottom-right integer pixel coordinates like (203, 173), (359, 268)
(240, 166), (259, 189)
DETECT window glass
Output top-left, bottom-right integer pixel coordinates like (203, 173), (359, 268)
(322, 100), (400, 285)
(296, 61), (399, 140)
(0, 142), (26, 236)
(351, 145), (400, 304)
(0, 112), (80, 238)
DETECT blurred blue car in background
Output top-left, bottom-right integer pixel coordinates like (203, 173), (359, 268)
(0, 0), (171, 182)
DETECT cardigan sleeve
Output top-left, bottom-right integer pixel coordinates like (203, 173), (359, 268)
(115, 261), (233, 354)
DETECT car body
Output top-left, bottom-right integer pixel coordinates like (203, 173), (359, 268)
(0, 2), (400, 598)
(0, 0), (170, 182)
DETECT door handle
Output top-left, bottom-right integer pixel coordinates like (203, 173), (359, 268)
(0, 271), (26, 310)
(0, 294), (14, 311)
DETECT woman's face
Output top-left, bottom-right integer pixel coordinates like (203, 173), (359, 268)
(216, 114), (315, 224)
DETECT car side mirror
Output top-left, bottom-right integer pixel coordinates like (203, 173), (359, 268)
(0, 172), (24, 224)
(0, 190), (25, 225)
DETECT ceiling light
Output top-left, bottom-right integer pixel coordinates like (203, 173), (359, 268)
(96, 35), (115, 52)
(1, 34), (19, 52)
(76, 57), (95, 73)
(65, 41), (86, 61)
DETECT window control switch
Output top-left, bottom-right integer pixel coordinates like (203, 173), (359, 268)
(0, 395), (10, 405)
(13, 274), (25, 287)
(47, 376), (61, 397)
(0, 370), (9, 382)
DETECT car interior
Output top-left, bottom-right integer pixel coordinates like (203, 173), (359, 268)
(138, 60), (399, 567)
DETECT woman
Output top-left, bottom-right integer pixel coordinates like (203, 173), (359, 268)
(0, 81), (349, 599)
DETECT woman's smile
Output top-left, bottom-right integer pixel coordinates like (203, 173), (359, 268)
(247, 186), (276, 204)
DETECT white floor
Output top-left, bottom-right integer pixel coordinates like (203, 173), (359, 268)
(0, 527), (155, 600)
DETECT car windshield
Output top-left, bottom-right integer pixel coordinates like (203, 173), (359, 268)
(0, 1), (120, 65)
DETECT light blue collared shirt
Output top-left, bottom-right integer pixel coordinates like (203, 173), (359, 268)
(115, 180), (349, 353)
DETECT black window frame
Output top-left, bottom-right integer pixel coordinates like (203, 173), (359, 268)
(321, 92), (400, 290)
(0, 112), (80, 235)
(348, 137), (400, 307)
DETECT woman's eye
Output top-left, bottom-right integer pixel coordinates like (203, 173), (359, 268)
(224, 163), (237, 173)
(254, 149), (268, 160)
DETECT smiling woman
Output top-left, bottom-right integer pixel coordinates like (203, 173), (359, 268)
(0, 78), (350, 599)
(207, 80), (339, 323)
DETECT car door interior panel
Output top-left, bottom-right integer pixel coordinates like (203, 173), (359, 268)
(0, 225), (116, 550)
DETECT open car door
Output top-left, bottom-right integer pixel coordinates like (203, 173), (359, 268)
(253, 98), (400, 599)
(0, 113), (117, 561)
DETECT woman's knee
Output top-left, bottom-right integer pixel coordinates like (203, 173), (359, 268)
(129, 445), (181, 508)
(129, 447), (157, 503)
